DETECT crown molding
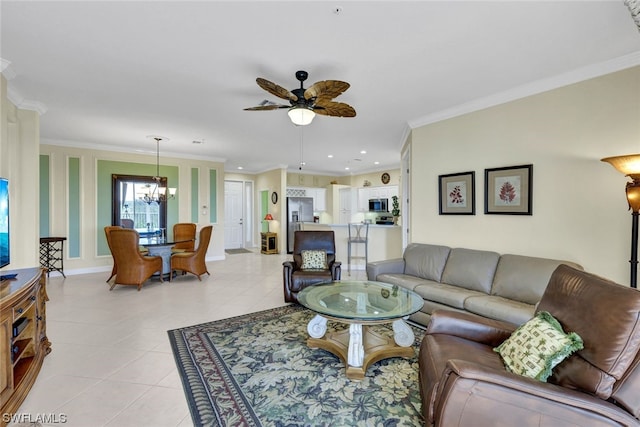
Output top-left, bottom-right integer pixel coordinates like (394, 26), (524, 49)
(0, 58), (16, 80)
(2, 58), (47, 114)
(408, 51), (640, 129)
(6, 86), (48, 115)
(41, 138), (227, 163)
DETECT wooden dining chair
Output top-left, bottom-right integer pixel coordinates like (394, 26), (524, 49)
(104, 225), (122, 282)
(109, 228), (163, 291)
(172, 222), (196, 253)
(105, 225), (150, 283)
(170, 225), (213, 281)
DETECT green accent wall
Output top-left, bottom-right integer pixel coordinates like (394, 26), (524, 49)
(39, 155), (50, 237)
(97, 160), (179, 256)
(68, 157), (81, 257)
(191, 168), (199, 223)
(209, 169), (217, 223)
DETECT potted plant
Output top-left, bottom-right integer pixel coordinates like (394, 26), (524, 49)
(391, 195), (400, 224)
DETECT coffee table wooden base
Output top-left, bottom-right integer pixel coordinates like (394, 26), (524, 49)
(307, 325), (415, 380)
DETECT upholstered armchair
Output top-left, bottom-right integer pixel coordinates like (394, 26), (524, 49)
(104, 225), (122, 282)
(283, 230), (341, 303)
(170, 225), (213, 280)
(108, 228), (163, 291)
(172, 222), (196, 253)
(419, 265), (640, 427)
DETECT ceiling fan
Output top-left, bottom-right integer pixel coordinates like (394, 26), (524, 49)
(244, 70), (356, 125)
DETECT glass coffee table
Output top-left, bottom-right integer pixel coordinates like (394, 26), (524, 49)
(297, 280), (423, 380)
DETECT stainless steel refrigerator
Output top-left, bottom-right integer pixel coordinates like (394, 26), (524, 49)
(286, 197), (314, 253)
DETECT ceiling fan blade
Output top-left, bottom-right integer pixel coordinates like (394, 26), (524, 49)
(256, 78), (297, 102)
(243, 104), (289, 111)
(314, 101), (356, 118)
(304, 80), (350, 101)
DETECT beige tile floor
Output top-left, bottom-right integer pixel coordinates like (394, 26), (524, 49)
(11, 250), (366, 427)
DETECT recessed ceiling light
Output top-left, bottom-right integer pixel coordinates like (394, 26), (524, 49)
(345, 167), (350, 170)
(237, 166), (243, 170)
(374, 161), (380, 165)
(328, 154), (333, 158)
(360, 150), (367, 154)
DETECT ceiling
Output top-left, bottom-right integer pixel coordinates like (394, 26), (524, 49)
(2, 1), (639, 176)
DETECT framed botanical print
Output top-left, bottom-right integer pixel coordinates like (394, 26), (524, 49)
(484, 164), (533, 215)
(438, 171), (475, 215)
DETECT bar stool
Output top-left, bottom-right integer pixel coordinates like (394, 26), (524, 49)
(347, 223), (369, 274)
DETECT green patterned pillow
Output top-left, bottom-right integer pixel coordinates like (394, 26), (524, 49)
(301, 250), (328, 270)
(494, 311), (583, 381)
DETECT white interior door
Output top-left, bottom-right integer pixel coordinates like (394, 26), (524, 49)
(224, 181), (244, 249)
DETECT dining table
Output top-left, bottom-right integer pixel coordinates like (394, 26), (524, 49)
(139, 234), (192, 276)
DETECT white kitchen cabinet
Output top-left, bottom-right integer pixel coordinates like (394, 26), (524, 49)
(286, 187), (326, 211)
(312, 188), (326, 211)
(357, 186), (398, 211)
(339, 188), (353, 224)
(357, 188), (369, 212)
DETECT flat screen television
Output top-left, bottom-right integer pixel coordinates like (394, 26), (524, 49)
(0, 178), (9, 269)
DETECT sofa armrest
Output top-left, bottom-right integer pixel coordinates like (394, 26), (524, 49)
(437, 359), (638, 426)
(426, 310), (516, 347)
(366, 258), (405, 280)
(283, 261), (297, 302)
(331, 261), (342, 281)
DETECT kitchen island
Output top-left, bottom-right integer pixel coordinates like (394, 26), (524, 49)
(300, 223), (402, 271)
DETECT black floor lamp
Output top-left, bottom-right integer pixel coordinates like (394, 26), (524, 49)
(602, 154), (640, 288)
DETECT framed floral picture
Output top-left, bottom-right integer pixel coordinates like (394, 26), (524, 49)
(484, 164), (533, 215)
(438, 171), (475, 215)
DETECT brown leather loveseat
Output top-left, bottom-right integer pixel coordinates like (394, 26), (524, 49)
(419, 265), (640, 426)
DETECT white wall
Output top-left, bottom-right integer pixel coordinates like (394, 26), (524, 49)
(0, 75), (40, 270)
(410, 66), (640, 285)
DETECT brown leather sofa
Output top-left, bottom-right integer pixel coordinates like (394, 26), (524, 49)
(283, 230), (341, 303)
(419, 265), (640, 426)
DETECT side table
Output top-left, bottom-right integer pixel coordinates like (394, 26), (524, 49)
(39, 237), (67, 277)
(260, 232), (278, 254)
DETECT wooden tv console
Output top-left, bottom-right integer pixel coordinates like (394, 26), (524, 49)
(0, 268), (50, 423)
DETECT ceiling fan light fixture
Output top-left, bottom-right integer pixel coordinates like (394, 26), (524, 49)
(288, 107), (315, 126)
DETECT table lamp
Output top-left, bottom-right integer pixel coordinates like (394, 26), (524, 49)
(264, 213), (273, 232)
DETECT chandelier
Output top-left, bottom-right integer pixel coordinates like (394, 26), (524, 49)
(138, 136), (176, 204)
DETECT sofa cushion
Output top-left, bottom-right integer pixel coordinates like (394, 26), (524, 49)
(414, 282), (485, 309)
(440, 248), (500, 294)
(464, 295), (535, 325)
(289, 270), (333, 292)
(494, 311), (583, 381)
(376, 273), (427, 292)
(403, 243), (450, 282)
(421, 299), (466, 317)
(491, 254), (582, 305)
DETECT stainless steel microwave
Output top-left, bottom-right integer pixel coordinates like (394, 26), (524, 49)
(369, 198), (389, 212)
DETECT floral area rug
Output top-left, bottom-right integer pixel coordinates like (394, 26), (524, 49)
(167, 304), (426, 426)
